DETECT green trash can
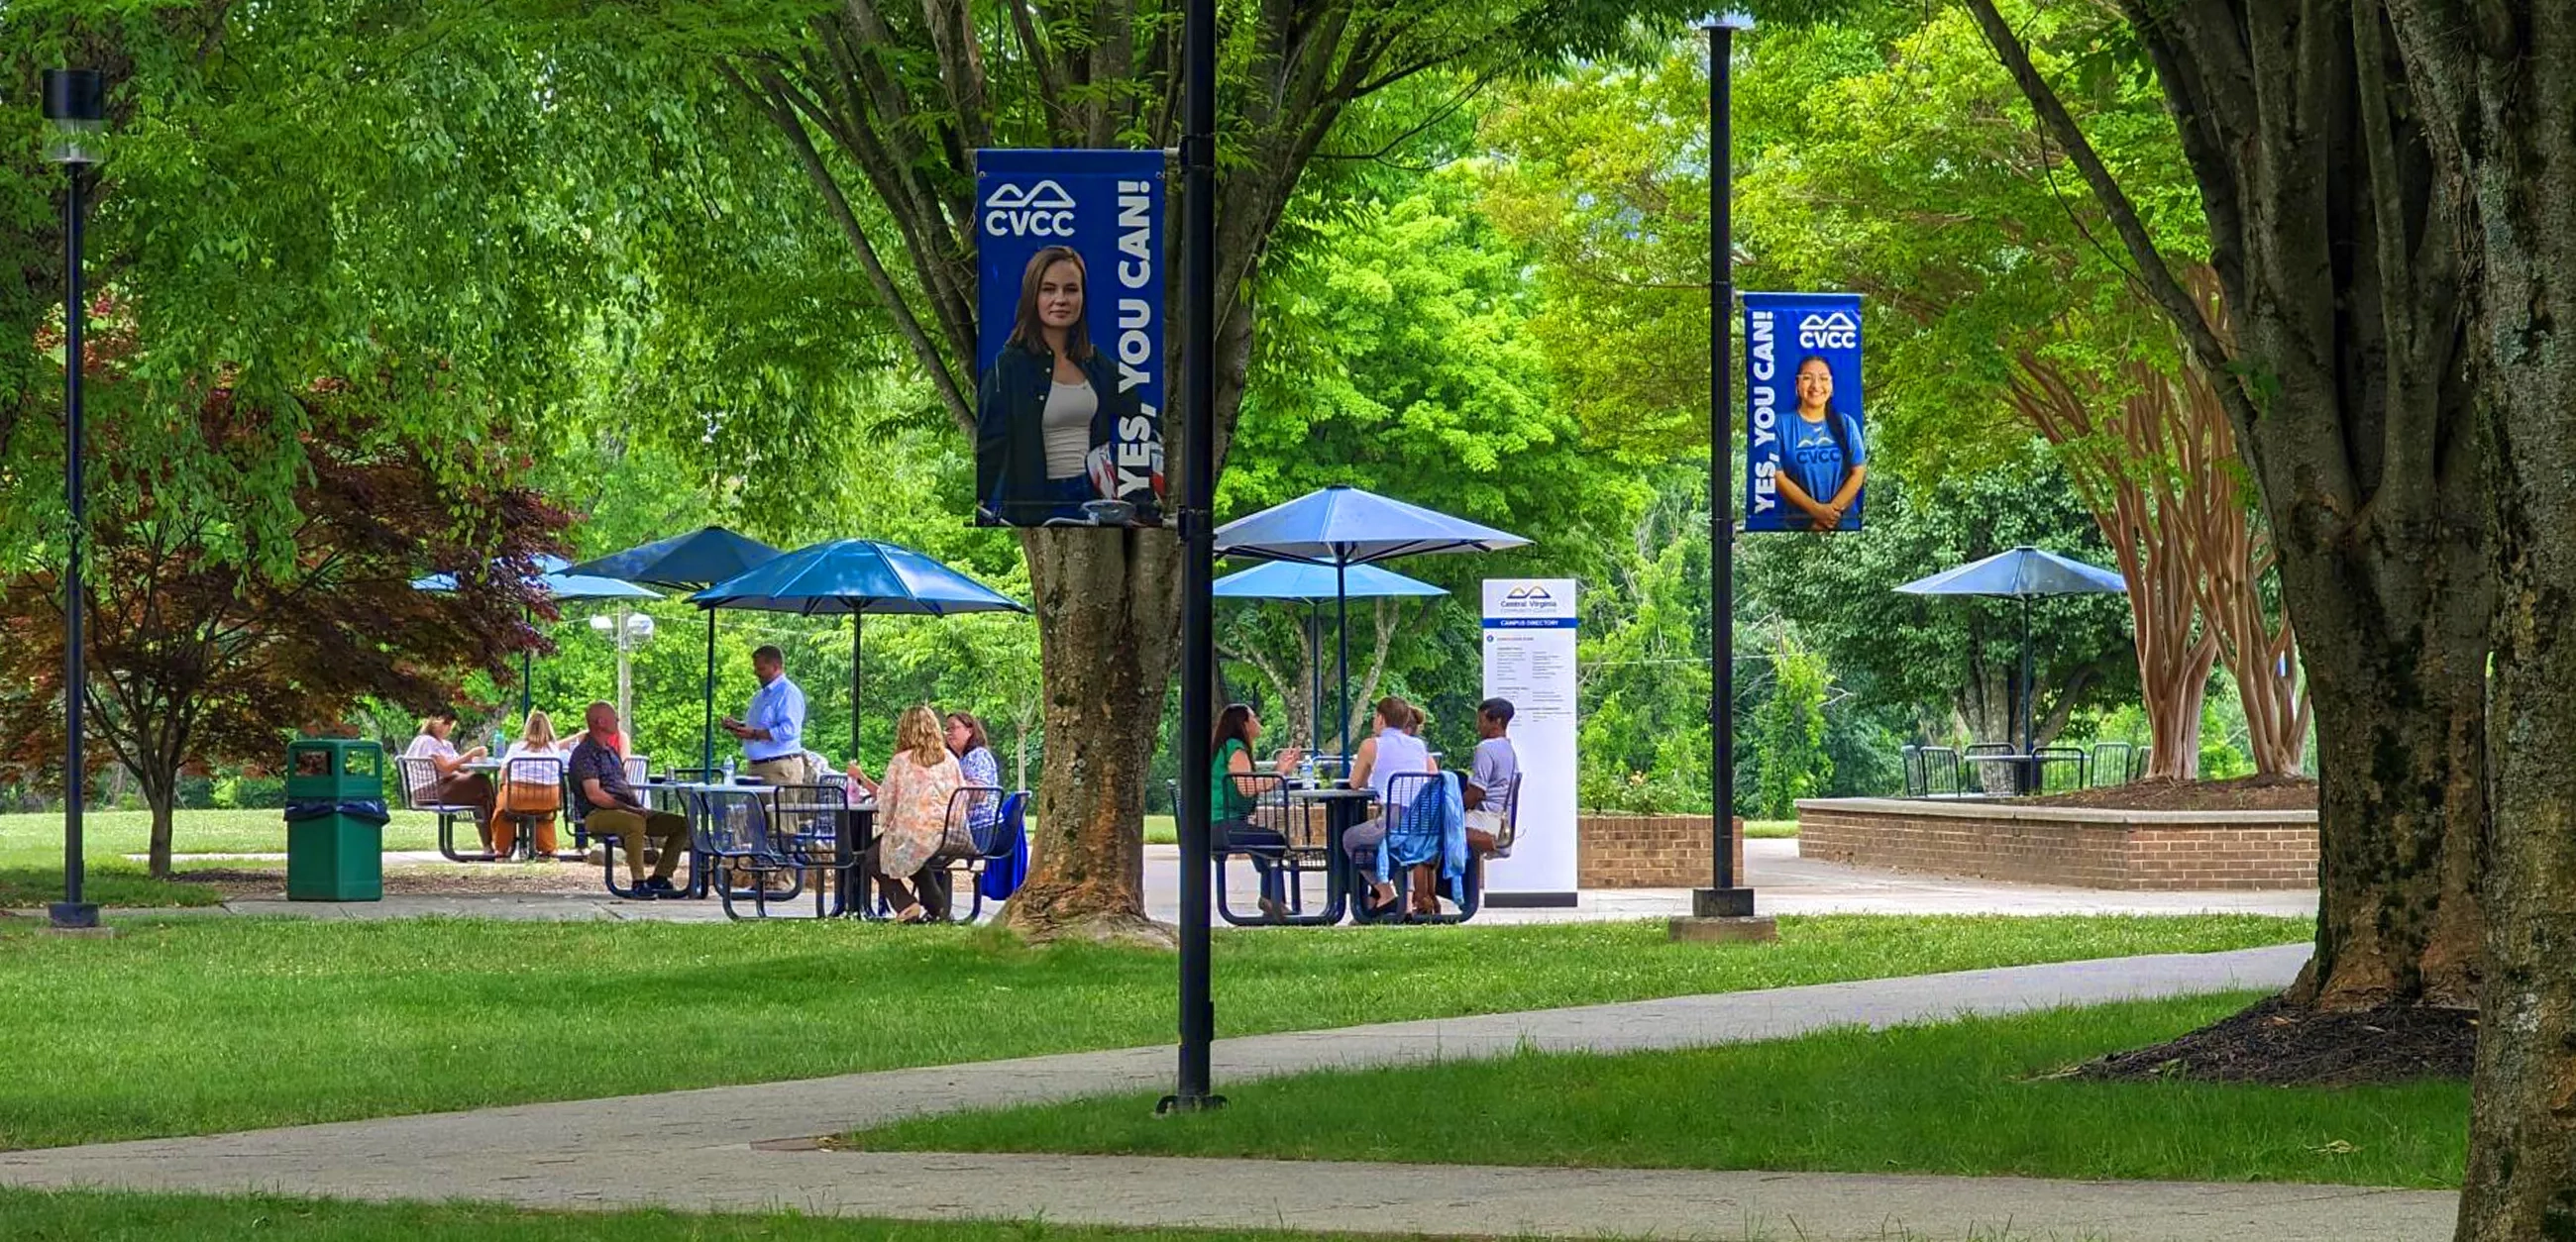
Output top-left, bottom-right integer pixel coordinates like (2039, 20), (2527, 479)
(282, 739), (387, 901)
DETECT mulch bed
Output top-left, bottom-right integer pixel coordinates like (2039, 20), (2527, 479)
(2065, 993), (2476, 1087)
(2014, 774), (2318, 813)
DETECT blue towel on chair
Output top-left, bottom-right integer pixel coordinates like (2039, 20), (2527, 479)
(978, 818), (1028, 901)
(1378, 773), (1467, 895)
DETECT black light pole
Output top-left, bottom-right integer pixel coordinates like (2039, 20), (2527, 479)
(1692, 17), (1758, 924)
(1160, 0), (1223, 1113)
(44, 68), (105, 933)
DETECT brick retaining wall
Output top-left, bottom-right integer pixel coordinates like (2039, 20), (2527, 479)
(1794, 798), (2316, 890)
(1577, 813), (1745, 889)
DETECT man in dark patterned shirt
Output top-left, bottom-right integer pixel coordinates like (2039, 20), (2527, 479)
(571, 702), (691, 897)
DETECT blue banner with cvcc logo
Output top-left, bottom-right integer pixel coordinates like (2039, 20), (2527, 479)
(1743, 291), (1866, 533)
(973, 149), (1168, 528)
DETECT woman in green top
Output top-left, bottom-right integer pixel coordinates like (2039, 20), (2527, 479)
(1213, 703), (1301, 918)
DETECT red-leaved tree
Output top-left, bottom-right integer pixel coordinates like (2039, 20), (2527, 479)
(0, 365), (567, 878)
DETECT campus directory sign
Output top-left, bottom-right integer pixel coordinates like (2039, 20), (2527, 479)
(973, 149), (1168, 528)
(1481, 579), (1578, 906)
(1743, 291), (1867, 533)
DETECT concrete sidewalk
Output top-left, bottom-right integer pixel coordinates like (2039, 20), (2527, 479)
(0, 944), (2440, 1242)
(56, 837), (2318, 925)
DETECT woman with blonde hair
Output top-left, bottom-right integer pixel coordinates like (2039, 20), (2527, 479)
(854, 704), (968, 922)
(493, 709), (567, 859)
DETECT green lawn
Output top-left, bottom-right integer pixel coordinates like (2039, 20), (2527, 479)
(0, 808), (446, 909)
(0, 914), (2303, 1151)
(0, 1190), (1352, 1242)
(0, 1188), (2103, 1242)
(1744, 818), (1798, 838)
(850, 991), (2465, 1190)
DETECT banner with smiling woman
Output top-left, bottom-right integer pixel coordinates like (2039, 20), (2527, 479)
(1742, 291), (1867, 533)
(973, 149), (1168, 528)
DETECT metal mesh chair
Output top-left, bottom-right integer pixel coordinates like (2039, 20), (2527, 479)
(396, 755), (492, 862)
(930, 785), (1007, 923)
(1963, 743), (2024, 795)
(494, 755), (569, 860)
(1915, 746), (1964, 797)
(1486, 774), (1523, 859)
(771, 782), (855, 918)
(2086, 742), (2133, 787)
(1354, 772), (1453, 924)
(623, 755), (652, 785)
(2032, 746), (2091, 792)
(1210, 772), (1306, 927)
(694, 786), (802, 919)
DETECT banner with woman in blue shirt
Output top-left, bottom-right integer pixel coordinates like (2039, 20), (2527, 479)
(1742, 291), (1867, 533)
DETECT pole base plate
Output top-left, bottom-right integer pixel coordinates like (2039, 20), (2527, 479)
(47, 901), (101, 930)
(1155, 1093), (1229, 1115)
(1689, 886), (1758, 918)
(1668, 913), (1777, 944)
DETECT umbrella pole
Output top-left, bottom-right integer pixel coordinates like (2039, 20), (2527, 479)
(851, 613), (863, 764)
(520, 605), (533, 722)
(1337, 561), (1351, 770)
(614, 603), (633, 742)
(1308, 601), (1323, 752)
(2020, 596), (2034, 788)
(702, 608), (717, 775)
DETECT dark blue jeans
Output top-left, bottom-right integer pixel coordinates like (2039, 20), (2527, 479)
(1218, 818), (1288, 902)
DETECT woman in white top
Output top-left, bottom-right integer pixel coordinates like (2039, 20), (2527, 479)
(492, 710), (568, 858)
(402, 709), (493, 849)
(1342, 694), (1437, 913)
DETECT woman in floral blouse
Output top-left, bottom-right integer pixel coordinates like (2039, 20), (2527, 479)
(854, 704), (967, 923)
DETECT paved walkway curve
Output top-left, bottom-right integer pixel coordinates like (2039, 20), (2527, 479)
(0, 943), (2455, 1241)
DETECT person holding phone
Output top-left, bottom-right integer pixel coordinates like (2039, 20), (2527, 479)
(722, 645), (807, 785)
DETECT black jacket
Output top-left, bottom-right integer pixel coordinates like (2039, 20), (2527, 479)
(975, 343), (1143, 525)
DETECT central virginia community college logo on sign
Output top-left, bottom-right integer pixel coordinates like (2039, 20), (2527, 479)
(983, 179), (1077, 237)
(1797, 310), (1859, 350)
(1494, 582), (1563, 617)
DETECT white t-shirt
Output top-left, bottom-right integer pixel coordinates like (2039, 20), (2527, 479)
(402, 733), (456, 799)
(1043, 379), (1098, 479)
(1366, 728), (1433, 806)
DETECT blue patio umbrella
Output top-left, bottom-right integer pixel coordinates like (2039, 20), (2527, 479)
(411, 557), (662, 718)
(693, 539), (1028, 761)
(566, 527), (786, 771)
(1214, 562), (1447, 750)
(1895, 546), (2126, 756)
(1216, 485), (1527, 761)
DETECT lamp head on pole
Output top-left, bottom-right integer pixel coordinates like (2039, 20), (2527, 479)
(41, 69), (106, 166)
(1699, 11), (1755, 30)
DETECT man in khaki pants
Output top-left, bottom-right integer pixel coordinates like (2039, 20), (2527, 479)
(723, 645), (810, 785)
(572, 702), (692, 898)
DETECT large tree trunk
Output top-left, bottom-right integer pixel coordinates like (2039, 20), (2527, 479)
(1965, 0), (2489, 1013)
(2378, 4), (2576, 1236)
(726, 2), (1393, 940)
(1003, 530), (1180, 944)
(2277, 529), (2486, 1008)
